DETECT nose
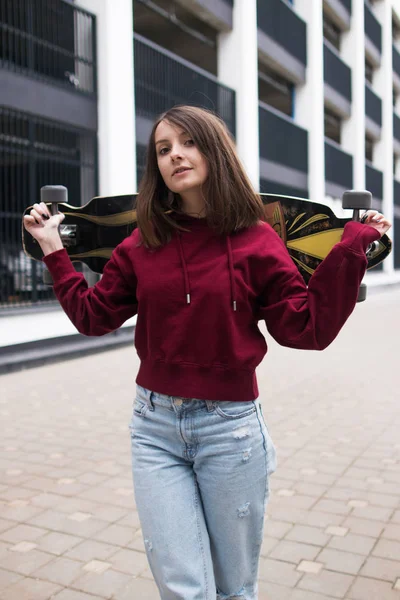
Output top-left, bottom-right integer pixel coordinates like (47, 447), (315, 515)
(170, 145), (183, 161)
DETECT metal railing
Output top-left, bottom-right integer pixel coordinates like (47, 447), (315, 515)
(259, 102), (308, 173)
(325, 138), (353, 190)
(257, 0), (307, 66)
(0, 0), (97, 95)
(365, 83), (382, 127)
(0, 107), (98, 309)
(364, 1), (382, 54)
(134, 34), (236, 183)
(323, 41), (352, 102)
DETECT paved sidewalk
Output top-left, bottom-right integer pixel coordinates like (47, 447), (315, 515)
(0, 287), (399, 600)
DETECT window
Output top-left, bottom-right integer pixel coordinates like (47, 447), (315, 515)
(394, 153), (398, 176)
(394, 87), (398, 108)
(365, 134), (374, 161)
(324, 107), (341, 144)
(323, 13), (341, 51)
(258, 64), (294, 117)
(365, 58), (374, 85)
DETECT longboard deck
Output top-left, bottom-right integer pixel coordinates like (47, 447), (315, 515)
(22, 193), (392, 284)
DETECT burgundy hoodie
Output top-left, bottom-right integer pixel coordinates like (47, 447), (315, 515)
(43, 215), (380, 401)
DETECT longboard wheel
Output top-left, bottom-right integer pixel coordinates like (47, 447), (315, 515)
(342, 191), (372, 210)
(357, 282), (367, 303)
(41, 185), (68, 205)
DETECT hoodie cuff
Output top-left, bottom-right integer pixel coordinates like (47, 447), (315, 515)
(42, 248), (77, 284)
(340, 221), (381, 256)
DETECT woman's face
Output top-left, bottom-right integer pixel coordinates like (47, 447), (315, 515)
(154, 120), (208, 195)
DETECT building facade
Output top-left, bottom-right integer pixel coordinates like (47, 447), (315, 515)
(1, 0), (399, 314)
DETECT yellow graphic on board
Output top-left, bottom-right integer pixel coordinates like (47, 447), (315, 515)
(63, 210), (137, 227)
(287, 229), (343, 261)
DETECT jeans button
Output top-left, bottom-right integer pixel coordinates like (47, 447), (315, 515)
(174, 398), (183, 406)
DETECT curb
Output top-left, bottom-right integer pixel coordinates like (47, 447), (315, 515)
(0, 326), (135, 375)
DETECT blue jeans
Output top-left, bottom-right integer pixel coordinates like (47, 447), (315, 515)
(129, 384), (277, 600)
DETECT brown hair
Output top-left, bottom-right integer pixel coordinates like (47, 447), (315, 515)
(136, 105), (265, 248)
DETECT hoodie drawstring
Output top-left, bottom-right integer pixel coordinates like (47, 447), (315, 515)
(177, 233), (191, 304)
(226, 236), (237, 311)
(177, 232), (237, 311)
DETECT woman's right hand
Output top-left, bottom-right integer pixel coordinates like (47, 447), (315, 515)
(23, 202), (65, 255)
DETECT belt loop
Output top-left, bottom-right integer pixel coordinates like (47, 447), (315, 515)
(205, 400), (214, 412)
(146, 390), (155, 411)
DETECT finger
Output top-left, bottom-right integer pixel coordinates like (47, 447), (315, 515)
(39, 202), (51, 218)
(33, 203), (50, 220)
(364, 211), (382, 223)
(30, 208), (44, 225)
(23, 214), (37, 227)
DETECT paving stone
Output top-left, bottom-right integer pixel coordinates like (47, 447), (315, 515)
(257, 580), (292, 600)
(53, 590), (104, 600)
(65, 540), (119, 562)
(111, 576), (160, 600)
(0, 576), (61, 600)
(258, 557), (302, 586)
(372, 539), (400, 561)
(347, 576), (400, 599)
(0, 523), (48, 544)
(0, 567), (23, 590)
(260, 535), (279, 557)
(269, 540), (320, 564)
(264, 519), (293, 539)
(296, 560), (324, 574)
(297, 569), (354, 598)
(341, 516), (385, 538)
(327, 533), (376, 556)
(360, 556), (400, 582)
(32, 556), (84, 586)
(93, 524), (135, 547)
(36, 531), (83, 556)
(325, 526), (349, 537)
(286, 525), (330, 546)
(0, 548), (54, 576)
(382, 524), (400, 541)
(71, 568), (131, 598)
(10, 541), (38, 553)
(108, 548), (149, 575)
(316, 548), (365, 575)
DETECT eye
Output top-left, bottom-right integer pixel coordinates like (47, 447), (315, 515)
(185, 139), (194, 146)
(159, 147), (169, 156)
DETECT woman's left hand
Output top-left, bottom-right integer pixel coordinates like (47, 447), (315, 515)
(362, 210), (392, 238)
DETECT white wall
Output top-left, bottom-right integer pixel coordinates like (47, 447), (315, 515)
(77, 0), (137, 196)
(294, 0), (325, 202)
(217, 0), (260, 190)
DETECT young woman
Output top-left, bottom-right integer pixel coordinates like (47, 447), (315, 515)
(24, 105), (391, 600)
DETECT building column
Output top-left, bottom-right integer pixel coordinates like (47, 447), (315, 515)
(217, 0), (259, 190)
(294, 0), (325, 202)
(341, 0), (366, 191)
(374, 0), (395, 273)
(76, 0), (137, 195)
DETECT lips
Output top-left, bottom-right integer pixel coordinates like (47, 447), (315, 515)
(172, 167), (192, 176)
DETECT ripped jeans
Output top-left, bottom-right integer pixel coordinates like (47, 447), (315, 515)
(129, 384), (277, 600)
